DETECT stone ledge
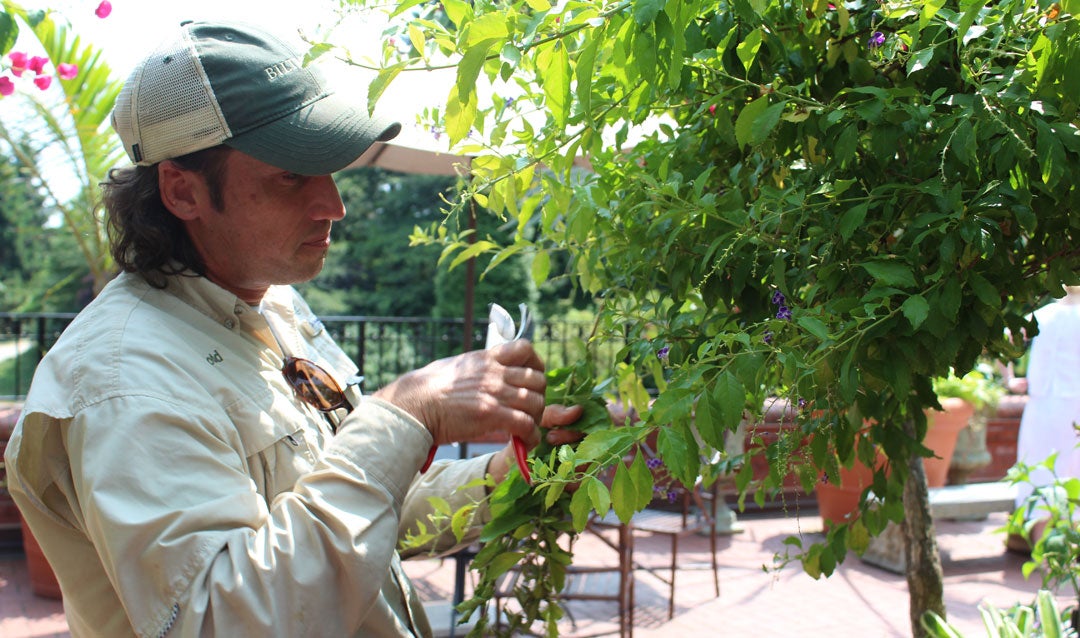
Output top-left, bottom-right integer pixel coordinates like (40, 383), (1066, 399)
(860, 481), (1017, 574)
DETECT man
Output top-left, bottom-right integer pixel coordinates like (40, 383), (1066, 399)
(4, 19), (581, 637)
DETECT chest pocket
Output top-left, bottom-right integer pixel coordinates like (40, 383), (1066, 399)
(223, 388), (324, 502)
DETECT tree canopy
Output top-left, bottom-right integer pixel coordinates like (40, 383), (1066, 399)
(341, 0), (1080, 634)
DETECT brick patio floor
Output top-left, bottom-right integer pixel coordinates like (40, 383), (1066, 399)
(0, 508), (1058, 637)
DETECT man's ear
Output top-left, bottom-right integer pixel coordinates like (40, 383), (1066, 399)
(158, 161), (206, 221)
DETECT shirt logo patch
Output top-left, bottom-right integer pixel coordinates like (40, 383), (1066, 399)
(206, 349), (224, 365)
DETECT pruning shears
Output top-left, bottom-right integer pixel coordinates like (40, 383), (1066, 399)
(487, 303), (534, 485)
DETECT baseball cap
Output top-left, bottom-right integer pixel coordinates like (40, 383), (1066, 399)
(111, 20), (401, 175)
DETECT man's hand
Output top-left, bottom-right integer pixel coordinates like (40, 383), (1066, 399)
(487, 404), (585, 483)
(374, 340), (548, 446)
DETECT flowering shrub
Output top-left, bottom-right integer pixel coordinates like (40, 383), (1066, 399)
(1, 2), (109, 96)
(338, 0), (1080, 634)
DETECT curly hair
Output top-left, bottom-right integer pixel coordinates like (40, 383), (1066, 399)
(102, 146), (231, 285)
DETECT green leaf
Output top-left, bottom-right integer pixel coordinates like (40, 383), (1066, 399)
(445, 81), (478, 146)
(735, 95), (768, 149)
(611, 460), (636, 523)
(632, 0), (666, 24)
(838, 203), (868, 241)
(954, 0), (984, 47)
(907, 47), (934, 76)
(487, 551), (525, 580)
(967, 273), (998, 307)
(575, 428), (636, 464)
(694, 387), (723, 450)
(441, 0), (472, 27)
(713, 372), (746, 436)
(629, 451), (655, 510)
(1036, 119), (1066, 187)
(656, 424), (697, 487)
(0, 11), (18, 55)
(538, 42), (571, 128)
(919, 0), (947, 29)
(587, 473), (613, 516)
(736, 28), (762, 73)
(480, 510), (533, 542)
(464, 13), (509, 46)
(531, 249), (551, 286)
(752, 101), (787, 145)
(797, 316), (830, 340)
(570, 485), (593, 531)
(901, 294), (930, 330)
(451, 504), (476, 542)
(861, 260), (916, 288)
(650, 387), (696, 425)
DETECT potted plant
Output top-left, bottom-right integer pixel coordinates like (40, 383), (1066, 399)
(931, 365), (1007, 486)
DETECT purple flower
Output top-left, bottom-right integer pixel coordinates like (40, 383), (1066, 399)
(763, 330), (774, 344)
(776, 306), (792, 321)
(667, 490), (679, 503)
(646, 457), (663, 470)
(771, 290), (786, 306)
(869, 31), (886, 49)
(656, 346), (670, 362)
(798, 398), (807, 410)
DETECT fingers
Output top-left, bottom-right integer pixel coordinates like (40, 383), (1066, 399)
(540, 404), (584, 428)
(541, 404), (586, 447)
(492, 339), (545, 373)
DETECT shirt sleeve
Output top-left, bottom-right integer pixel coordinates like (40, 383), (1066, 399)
(398, 453), (495, 559)
(63, 393), (435, 638)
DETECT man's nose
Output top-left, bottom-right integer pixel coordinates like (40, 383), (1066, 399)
(309, 175), (346, 221)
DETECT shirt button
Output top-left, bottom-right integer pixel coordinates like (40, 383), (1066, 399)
(224, 318), (236, 329)
(234, 304), (245, 315)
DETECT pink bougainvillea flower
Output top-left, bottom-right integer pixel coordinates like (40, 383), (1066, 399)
(33, 74), (52, 90)
(95, 1), (112, 18)
(0, 76), (15, 96)
(8, 51), (28, 76)
(57, 63), (78, 80)
(28, 56), (49, 75)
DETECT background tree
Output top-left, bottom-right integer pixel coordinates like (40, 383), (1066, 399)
(343, 0), (1080, 634)
(299, 167), (455, 315)
(0, 1), (124, 298)
(0, 140), (87, 311)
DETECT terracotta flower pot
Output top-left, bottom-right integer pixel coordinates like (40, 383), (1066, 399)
(816, 458), (876, 526)
(815, 399), (971, 524)
(922, 397), (974, 488)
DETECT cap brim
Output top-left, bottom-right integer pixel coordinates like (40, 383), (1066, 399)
(225, 91), (401, 175)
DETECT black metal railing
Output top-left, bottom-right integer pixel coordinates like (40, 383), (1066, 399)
(0, 312), (622, 399)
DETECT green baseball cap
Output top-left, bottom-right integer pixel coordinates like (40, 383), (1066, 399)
(111, 20), (400, 175)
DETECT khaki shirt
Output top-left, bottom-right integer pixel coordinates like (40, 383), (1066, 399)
(4, 272), (492, 637)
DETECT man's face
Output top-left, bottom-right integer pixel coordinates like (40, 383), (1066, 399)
(173, 150), (347, 303)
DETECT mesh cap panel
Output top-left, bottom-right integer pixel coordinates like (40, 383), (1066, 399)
(110, 20), (400, 174)
(112, 33), (229, 165)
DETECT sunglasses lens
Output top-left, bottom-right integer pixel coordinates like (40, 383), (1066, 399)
(283, 357), (347, 411)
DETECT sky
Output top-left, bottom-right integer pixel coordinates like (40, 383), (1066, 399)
(0, 0), (466, 201)
(64, 0), (370, 77)
(8, 0), (459, 149)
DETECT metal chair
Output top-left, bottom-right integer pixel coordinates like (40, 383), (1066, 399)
(591, 440), (722, 621)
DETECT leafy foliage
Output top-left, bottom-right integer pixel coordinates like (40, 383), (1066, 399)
(339, 0), (1080, 633)
(0, 1), (125, 296)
